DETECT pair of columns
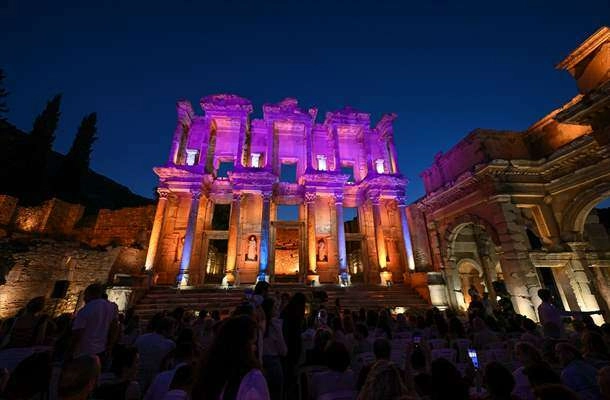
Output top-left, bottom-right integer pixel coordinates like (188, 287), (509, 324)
(224, 191), (271, 283)
(368, 191), (415, 274)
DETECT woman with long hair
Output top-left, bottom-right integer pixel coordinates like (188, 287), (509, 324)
(193, 315), (269, 400)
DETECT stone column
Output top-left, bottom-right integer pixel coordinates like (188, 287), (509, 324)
(397, 196), (415, 271)
(258, 191), (272, 281)
(369, 191), (388, 272)
(225, 192), (242, 280)
(145, 188), (170, 271)
(332, 126), (341, 171)
(567, 242), (608, 324)
(305, 123), (313, 171)
(177, 189), (201, 287)
(305, 190), (317, 273)
(235, 120), (247, 170)
(387, 137), (400, 174)
(334, 192), (349, 282)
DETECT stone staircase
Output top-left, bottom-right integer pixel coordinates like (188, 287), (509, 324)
(133, 283), (430, 322)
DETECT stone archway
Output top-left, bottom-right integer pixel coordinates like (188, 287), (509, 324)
(561, 182), (610, 242)
(457, 258), (485, 304)
(443, 217), (502, 311)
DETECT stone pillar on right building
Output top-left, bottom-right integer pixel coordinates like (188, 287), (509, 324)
(567, 242), (608, 325)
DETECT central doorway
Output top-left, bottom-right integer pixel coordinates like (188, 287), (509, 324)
(270, 221), (305, 283)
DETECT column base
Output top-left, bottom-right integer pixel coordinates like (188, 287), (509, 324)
(306, 274), (320, 287)
(257, 273), (270, 283)
(380, 271), (394, 287)
(221, 271), (236, 288)
(176, 272), (189, 288)
(338, 272), (351, 287)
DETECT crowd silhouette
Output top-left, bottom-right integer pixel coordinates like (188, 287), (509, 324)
(0, 281), (608, 400)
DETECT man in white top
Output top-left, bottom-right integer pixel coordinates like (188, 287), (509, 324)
(72, 283), (119, 359)
(135, 316), (176, 391)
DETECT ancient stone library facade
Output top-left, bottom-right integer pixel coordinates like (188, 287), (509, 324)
(0, 27), (609, 321)
(147, 95), (413, 287)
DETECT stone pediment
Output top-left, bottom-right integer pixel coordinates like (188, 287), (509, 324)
(301, 171), (350, 187)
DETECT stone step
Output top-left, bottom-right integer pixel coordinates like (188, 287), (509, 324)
(132, 283), (429, 323)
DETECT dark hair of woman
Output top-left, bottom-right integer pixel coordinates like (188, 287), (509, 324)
(192, 315), (260, 400)
(262, 297), (275, 338)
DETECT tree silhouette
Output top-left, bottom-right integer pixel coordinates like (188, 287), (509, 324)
(0, 69), (8, 123)
(25, 94), (62, 201)
(55, 113), (98, 200)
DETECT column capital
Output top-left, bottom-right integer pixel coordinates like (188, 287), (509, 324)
(367, 189), (381, 205)
(304, 191), (317, 204)
(261, 190), (273, 202)
(157, 188), (171, 199)
(190, 189), (202, 199)
(396, 194), (408, 207)
(333, 191), (344, 205)
(232, 191), (244, 203)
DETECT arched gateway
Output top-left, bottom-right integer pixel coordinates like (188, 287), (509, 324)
(144, 96), (415, 287)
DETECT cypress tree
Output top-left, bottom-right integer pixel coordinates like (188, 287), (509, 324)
(55, 113), (97, 200)
(26, 94), (62, 201)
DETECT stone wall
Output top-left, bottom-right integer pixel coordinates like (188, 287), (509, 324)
(11, 198), (84, 235)
(0, 195), (18, 226)
(90, 205), (155, 247)
(0, 238), (122, 318)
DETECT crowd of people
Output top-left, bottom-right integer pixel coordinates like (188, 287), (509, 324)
(0, 281), (609, 400)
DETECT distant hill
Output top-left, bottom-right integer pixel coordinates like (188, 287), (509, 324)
(0, 119), (154, 212)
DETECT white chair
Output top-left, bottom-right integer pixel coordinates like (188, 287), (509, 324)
(431, 348), (457, 363)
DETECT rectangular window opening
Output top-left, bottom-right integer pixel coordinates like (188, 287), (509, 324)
(280, 162), (298, 183)
(211, 204), (231, 230)
(217, 161), (234, 178)
(341, 165), (355, 183)
(344, 207), (359, 233)
(276, 204), (300, 221)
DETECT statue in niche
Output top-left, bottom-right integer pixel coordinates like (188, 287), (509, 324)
(245, 235), (258, 261)
(174, 235), (185, 262)
(317, 239), (328, 262)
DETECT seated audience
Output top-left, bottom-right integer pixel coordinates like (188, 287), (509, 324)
(58, 355), (101, 400)
(310, 341), (355, 399)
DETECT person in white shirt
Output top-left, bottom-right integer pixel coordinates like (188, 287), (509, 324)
(135, 317), (176, 392)
(144, 342), (193, 400)
(193, 315), (270, 400)
(71, 284), (119, 360)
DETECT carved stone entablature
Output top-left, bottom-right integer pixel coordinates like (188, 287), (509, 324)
(361, 174), (408, 190)
(529, 251), (573, 268)
(200, 94), (253, 114)
(324, 106), (371, 127)
(154, 165), (205, 180)
(229, 170), (278, 190)
(301, 171), (350, 187)
(555, 80), (610, 126)
(376, 113), (397, 140)
(276, 183), (302, 198)
(263, 98), (317, 123)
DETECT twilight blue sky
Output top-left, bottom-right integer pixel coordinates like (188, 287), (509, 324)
(1, 0), (609, 204)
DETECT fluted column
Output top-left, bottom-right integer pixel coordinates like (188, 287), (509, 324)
(387, 138), (400, 174)
(567, 242), (608, 324)
(305, 123), (313, 171)
(396, 196), (415, 271)
(225, 192), (242, 277)
(305, 190), (317, 273)
(258, 190), (272, 281)
(235, 120), (247, 170)
(177, 189), (201, 287)
(145, 188), (170, 271)
(334, 192), (349, 282)
(332, 126), (341, 171)
(369, 191), (387, 271)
